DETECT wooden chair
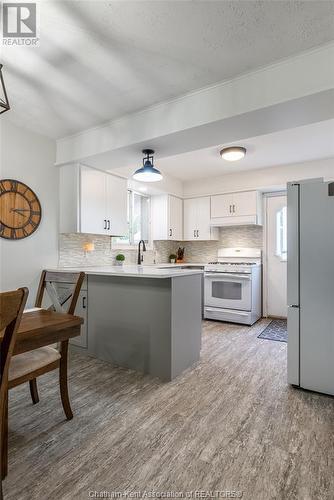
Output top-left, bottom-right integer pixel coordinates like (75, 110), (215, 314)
(0, 288), (29, 496)
(8, 271), (85, 422)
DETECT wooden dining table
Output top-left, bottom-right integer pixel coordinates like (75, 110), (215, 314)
(0, 308), (84, 478)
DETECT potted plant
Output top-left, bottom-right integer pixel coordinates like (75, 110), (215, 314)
(169, 253), (177, 264)
(176, 247), (185, 263)
(115, 254), (125, 266)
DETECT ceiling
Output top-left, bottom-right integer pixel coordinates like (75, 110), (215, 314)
(3, 0), (334, 139)
(108, 119), (334, 182)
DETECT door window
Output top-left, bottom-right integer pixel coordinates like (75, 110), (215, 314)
(276, 206), (287, 261)
(212, 281), (242, 300)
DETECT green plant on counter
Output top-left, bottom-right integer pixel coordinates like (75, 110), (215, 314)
(115, 254), (125, 262)
(169, 253), (177, 263)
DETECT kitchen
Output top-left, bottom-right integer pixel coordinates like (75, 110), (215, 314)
(1, 1), (334, 499)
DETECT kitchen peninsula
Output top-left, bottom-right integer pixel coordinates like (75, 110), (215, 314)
(53, 266), (203, 381)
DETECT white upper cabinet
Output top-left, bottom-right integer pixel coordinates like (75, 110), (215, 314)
(151, 195), (183, 240)
(211, 190), (262, 226)
(59, 164), (127, 236)
(169, 195), (183, 240)
(233, 191), (257, 217)
(80, 167), (107, 234)
(183, 198), (197, 240)
(106, 174), (128, 236)
(211, 193), (233, 218)
(184, 197), (219, 241)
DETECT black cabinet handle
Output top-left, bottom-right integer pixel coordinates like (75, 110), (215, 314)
(169, 228), (172, 237)
(107, 220), (111, 230)
(197, 230), (199, 238)
(82, 296), (86, 309)
(233, 204), (236, 213)
(103, 219), (107, 230)
(193, 230), (196, 238)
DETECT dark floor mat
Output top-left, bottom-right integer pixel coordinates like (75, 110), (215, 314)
(257, 319), (287, 343)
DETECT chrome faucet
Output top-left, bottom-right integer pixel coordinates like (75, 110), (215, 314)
(137, 239), (146, 265)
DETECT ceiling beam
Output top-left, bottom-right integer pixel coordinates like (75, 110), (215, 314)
(56, 43), (334, 167)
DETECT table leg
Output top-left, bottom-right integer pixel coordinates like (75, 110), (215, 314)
(59, 341), (73, 420)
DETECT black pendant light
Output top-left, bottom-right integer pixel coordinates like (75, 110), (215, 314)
(132, 149), (163, 182)
(0, 64), (10, 115)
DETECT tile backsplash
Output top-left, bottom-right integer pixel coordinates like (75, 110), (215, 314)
(59, 225), (263, 267)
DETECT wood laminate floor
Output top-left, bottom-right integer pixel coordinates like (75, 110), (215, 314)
(5, 320), (334, 500)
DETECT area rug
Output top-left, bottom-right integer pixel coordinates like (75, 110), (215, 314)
(257, 319), (287, 343)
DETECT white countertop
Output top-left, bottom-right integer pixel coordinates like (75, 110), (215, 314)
(51, 265), (204, 279)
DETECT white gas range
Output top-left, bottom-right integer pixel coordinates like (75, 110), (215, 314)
(204, 248), (262, 325)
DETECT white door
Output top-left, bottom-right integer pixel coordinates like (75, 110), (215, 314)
(168, 196), (183, 240)
(106, 174), (128, 236)
(80, 167), (107, 234)
(197, 197), (211, 240)
(183, 198), (197, 240)
(265, 194), (287, 318)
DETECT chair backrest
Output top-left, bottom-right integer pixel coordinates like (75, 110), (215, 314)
(35, 271), (85, 315)
(0, 288), (28, 398)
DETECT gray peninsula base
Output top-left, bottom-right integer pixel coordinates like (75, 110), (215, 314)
(80, 273), (202, 381)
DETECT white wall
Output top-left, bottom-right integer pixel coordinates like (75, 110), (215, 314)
(0, 119), (58, 307)
(183, 158), (334, 197)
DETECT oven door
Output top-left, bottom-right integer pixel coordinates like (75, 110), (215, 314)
(204, 272), (252, 311)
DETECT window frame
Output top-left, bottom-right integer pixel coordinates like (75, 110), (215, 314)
(112, 189), (152, 250)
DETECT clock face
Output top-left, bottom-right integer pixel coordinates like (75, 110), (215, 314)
(0, 179), (42, 240)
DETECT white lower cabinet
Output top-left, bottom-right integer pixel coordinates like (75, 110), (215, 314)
(184, 197), (219, 241)
(59, 164), (127, 236)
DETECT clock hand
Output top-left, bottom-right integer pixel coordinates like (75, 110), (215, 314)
(10, 208), (29, 217)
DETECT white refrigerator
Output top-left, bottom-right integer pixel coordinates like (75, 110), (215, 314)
(287, 177), (334, 396)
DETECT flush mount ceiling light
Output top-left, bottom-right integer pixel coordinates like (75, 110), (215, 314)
(220, 146), (246, 162)
(133, 149), (163, 182)
(0, 64), (10, 115)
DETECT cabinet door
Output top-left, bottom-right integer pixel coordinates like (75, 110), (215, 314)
(168, 196), (183, 240)
(211, 193), (234, 218)
(106, 174), (128, 236)
(55, 286), (88, 349)
(197, 197), (212, 240)
(59, 165), (80, 233)
(183, 198), (198, 240)
(80, 166), (107, 234)
(233, 191), (257, 216)
(70, 290), (88, 348)
(151, 195), (168, 240)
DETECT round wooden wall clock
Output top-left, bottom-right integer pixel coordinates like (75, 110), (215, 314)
(0, 179), (42, 240)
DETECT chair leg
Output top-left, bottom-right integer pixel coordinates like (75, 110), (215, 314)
(1, 392), (8, 479)
(29, 379), (39, 404)
(59, 341), (73, 420)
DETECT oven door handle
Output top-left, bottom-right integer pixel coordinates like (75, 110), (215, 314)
(205, 273), (251, 280)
